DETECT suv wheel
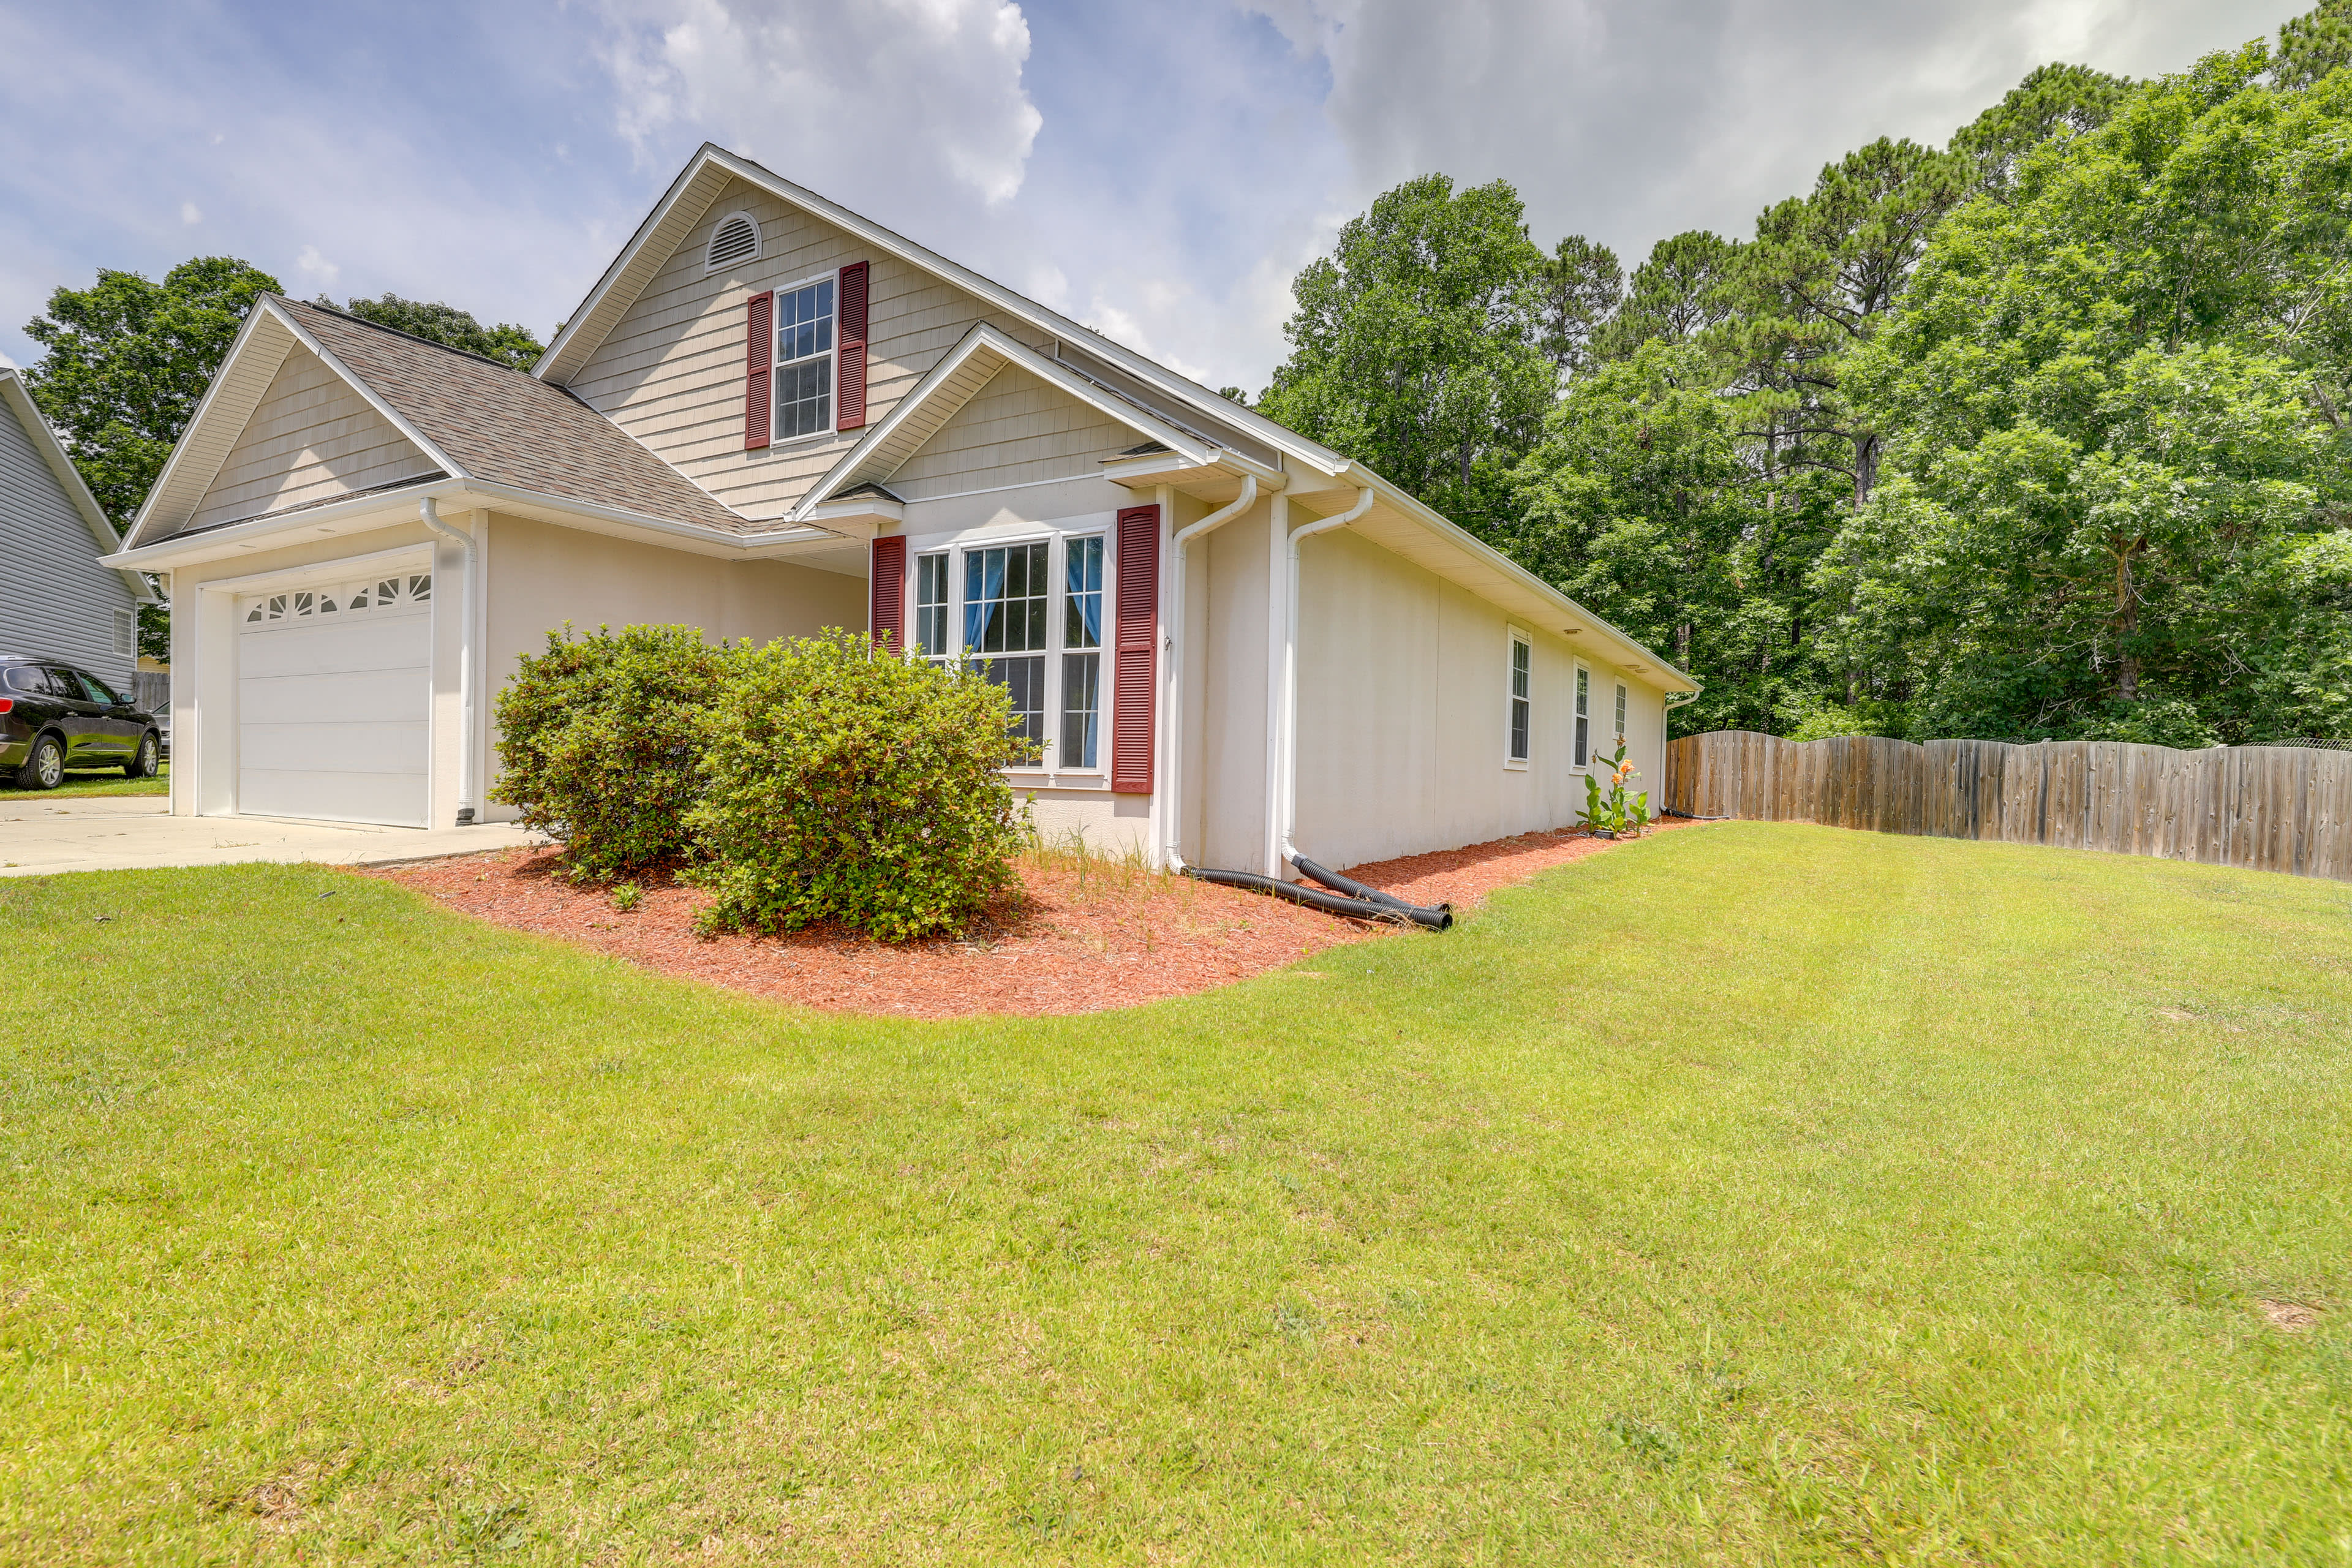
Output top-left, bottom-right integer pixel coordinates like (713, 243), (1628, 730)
(124, 733), (160, 780)
(17, 733), (64, 791)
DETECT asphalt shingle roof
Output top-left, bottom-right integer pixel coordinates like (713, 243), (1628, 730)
(281, 298), (747, 534)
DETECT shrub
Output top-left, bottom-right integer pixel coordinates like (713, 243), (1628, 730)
(489, 624), (737, 880)
(687, 630), (1031, 941)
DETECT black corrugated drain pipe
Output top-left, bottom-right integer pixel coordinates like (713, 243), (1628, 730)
(1183, 863), (1453, 932)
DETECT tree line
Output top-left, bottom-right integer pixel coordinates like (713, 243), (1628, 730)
(1257, 2), (2352, 747)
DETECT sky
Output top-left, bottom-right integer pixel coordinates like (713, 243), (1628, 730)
(0, 0), (2307, 388)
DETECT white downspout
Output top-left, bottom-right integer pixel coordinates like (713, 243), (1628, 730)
(1160, 472), (1257, 872)
(418, 497), (478, 826)
(1277, 484), (1375, 869)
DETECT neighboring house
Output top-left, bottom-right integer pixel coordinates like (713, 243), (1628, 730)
(104, 144), (1696, 878)
(0, 368), (151, 696)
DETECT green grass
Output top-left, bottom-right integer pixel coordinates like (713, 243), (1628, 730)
(4, 823), (2349, 1563)
(0, 761), (168, 799)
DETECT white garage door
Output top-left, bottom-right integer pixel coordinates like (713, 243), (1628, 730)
(238, 571), (433, 827)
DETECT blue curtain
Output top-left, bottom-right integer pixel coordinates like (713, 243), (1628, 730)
(965, 549), (1006, 654)
(1067, 541), (1102, 647)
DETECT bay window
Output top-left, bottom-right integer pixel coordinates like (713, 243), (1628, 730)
(913, 528), (1113, 778)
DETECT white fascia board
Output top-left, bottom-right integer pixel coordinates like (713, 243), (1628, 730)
(123, 303), (293, 550)
(1338, 464), (1700, 693)
(0, 371), (153, 600)
(805, 494), (900, 529)
(103, 473), (849, 573)
(788, 323), (1215, 523)
(544, 144), (1349, 480)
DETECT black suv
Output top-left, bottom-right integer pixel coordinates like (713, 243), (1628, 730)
(1, 656), (162, 789)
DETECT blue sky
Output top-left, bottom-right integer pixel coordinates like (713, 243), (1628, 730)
(0, 0), (2303, 388)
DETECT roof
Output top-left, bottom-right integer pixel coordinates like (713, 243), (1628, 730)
(536, 145), (1348, 480)
(277, 300), (747, 535)
(0, 369), (155, 600)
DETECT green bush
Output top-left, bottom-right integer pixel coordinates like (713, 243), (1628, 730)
(489, 624), (737, 880)
(687, 630), (1031, 941)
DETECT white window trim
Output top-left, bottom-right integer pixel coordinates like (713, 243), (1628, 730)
(1504, 627), (1532, 771)
(1573, 660), (1594, 771)
(1613, 680), (1629, 757)
(771, 268), (841, 445)
(910, 523), (1117, 790)
(704, 209), (762, 275)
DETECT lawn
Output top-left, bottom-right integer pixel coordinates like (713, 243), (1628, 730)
(3, 823), (2347, 1563)
(0, 761), (168, 799)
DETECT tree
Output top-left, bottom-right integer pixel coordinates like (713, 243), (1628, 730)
(1598, 230), (1738, 356)
(325, 293), (545, 370)
(2275, 0), (2352, 89)
(23, 257), (281, 532)
(1950, 63), (2132, 199)
(1256, 175), (1554, 533)
(1502, 342), (1767, 728)
(1817, 51), (2352, 742)
(1536, 235), (1623, 382)
(23, 257), (281, 662)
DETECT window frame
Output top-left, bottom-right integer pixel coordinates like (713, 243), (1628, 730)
(1572, 662), (1592, 769)
(905, 524), (1117, 786)
(768, 268), (840, 447)
(1613, 682), (1629, 753)
(1504, 627), (1532, 769)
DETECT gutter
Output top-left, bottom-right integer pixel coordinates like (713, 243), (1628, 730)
(417, 497), (480, 826)
(1275, 486), (1374, 873)
(1159, 473), (1257, 873)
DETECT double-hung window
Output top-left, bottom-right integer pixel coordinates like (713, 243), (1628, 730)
(773, 276), (835, 439)
(914, 552), (951, 661)
(1506, 630), (1531, 766)
(965, 542), (1050, 755)
(1574, 665), (1591, 767)
(1061, 535), (1105, 769)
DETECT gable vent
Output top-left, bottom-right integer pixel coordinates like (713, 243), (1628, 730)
(705, 211), (760, 274)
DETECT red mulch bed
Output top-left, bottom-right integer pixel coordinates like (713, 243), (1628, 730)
(361, 820), (1702, 1020)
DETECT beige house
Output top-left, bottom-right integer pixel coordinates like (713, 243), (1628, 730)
(104, 144), (1695, 880)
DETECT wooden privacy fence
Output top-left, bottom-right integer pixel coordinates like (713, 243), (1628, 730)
(1663, 731), (2352, 882)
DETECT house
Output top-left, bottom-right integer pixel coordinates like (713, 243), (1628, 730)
(102, 145), (1696, 878)
(1, 368), (153, 695)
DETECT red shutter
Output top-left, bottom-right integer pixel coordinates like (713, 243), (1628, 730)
(836, 261), (869, 431)
(1110, 503), (1159, 794)
(744, 290), (774, 450)
(870, 535), (906, 652)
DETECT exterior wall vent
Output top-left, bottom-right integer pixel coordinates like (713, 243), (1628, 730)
(705, 211), (760, 274)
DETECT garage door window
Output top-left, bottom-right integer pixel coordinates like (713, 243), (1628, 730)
(246, 573), (429, 624)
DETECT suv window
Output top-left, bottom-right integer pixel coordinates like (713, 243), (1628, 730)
(70, 669), (126, 706)
(1, 666), (47, 695)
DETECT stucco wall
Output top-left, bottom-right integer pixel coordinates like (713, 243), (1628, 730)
(1290, 526), (1670, 872)
(480, 513), (867, 821)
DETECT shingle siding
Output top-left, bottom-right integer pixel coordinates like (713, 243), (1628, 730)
(0, 395), (138, 692)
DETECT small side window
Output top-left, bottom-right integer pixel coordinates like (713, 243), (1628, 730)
(1614, 682), (1629, 748)
(1574, 666), (1591, 767)
(111, 608), (136, 656)
(1506, 630), (1531, 766)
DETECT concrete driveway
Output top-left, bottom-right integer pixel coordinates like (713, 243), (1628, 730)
(0, 796), (549, 878)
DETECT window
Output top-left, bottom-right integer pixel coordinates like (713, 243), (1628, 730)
(1574, 665), (1590, 767)
(1506, 630), (1531, 765)
(914, 552), (951, 660)
(111, 608), (135, 657)
(965, 541), (1050, 753)
(704, 211), (760, 273)
(1615, 682), (1629, 748)
(72, 669), (125, 706)
(773, 276), (835, 439)
(1061, 535), (1105, 769)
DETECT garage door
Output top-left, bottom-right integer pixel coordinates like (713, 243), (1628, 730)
(238, 570), (432, 826)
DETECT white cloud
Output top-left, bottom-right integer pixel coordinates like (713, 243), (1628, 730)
(295, 245), (338, 287)
(179, 201), (202, 225)
(595, 0), (1043, 207)
(1247, 0), (2302, 270)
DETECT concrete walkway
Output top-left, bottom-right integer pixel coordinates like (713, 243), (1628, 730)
(0, 796), (549, 878)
